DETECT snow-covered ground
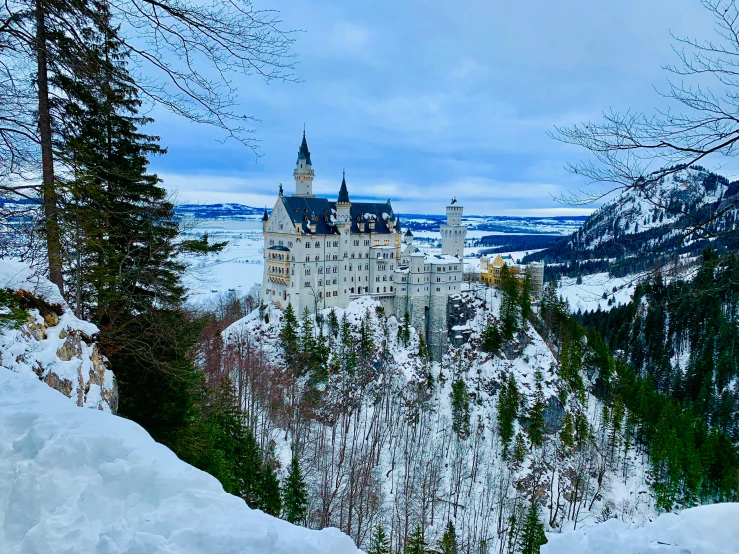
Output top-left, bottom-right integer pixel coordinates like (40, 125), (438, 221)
(0, 367), (360, 554)
(544, 503), (739, 554)
(556, 273), (637, 313)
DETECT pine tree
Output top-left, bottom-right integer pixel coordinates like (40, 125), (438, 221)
(368, 525), (391, 554)
(520, 269), (533, 322)
(279, 303), (299, 368)
(526, 370), (546, 447)
(451, 378), (471, 440)
(499, 263), (520, 340)
(258, 461), (282, 516)
(481, 319), (502, 352)
(518, 502), (547, 554)
(327, 308), (339, 338)
(283, 454), (308, 524)
(437, 520), (458, 554)
(404, 524), (428, 554)
(497, 373), (520, 455)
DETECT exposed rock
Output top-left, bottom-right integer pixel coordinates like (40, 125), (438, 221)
(43, 372), (73, 397)
(543, 395), (565, 434)
(26, 323), (46, 341)
(44, 311), (59, 327)
(57, 333), (82, 361)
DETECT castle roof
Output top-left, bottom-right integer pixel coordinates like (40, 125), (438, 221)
(338, 170), (350, 203)
(280, 195), (395, 235)
(296, 131), (312, 165)
(262, 207), (269, 221)
(404, 228), (413, 236)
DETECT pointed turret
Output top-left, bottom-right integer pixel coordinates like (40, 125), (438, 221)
(262, 207), (269, 231)
(338, 170), (350, 203)
(336, 170), (351, 234)
(294, 129), (315, 197)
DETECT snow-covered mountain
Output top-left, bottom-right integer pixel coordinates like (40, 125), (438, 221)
(526, 166), (739, 276)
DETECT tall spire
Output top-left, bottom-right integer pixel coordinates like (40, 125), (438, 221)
(297, 129), (311, 165)
(262, 206), (269, 221)
(338, 169), (350, 203)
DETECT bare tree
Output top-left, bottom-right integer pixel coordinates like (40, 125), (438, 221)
(553, 0), (739, 240)
(0, 0), (296, 292)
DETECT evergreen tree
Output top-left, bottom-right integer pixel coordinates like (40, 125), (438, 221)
(520, 269), (533, 322)
(437, 520), (458, 554)
(283, 454), (308, 524)
(327, 308), (339, 338)
(259, 461), (282, 516)
(497, 373), (520, 455)
(279, 303), (299, 368)
(451, 378), (471, 440)
(481, 319), (502, 352)
(526, 370), (546, 447)
(368, 525), (392, 554)
(499, 263), (520, 340)
(404, 524), (429, 554)
(518, 502), (547, 554)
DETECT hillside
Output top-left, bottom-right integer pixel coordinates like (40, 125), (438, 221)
(216, 291), (659, 552)
(524, 166), (739, 277)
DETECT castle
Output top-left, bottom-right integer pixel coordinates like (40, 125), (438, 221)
(261, 131), (467, 353)
(480, 255), (545, 298)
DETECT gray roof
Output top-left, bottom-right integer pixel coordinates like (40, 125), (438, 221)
(296, 132), (312, 165)
(280, 195), (394, 235)
(338, 171), (349, 203)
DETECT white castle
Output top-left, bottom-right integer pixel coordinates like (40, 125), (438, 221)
(261, 132), (467, 353)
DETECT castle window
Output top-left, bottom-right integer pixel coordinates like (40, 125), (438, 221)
(390, 286), (393, 292)
(315, 241), (319, 248)
(376, 287), (379, 293)
(269, 239), (274, 245)
(306, 242), (311, 248)
(315, 256), (319, 261)
(318, 280), (322, 286)
(305, 255), (310, 262)
(305, 281), (310, 287)
(280, 224), (284, 230)
(278, 240), (283, 246)
(318, 267), (323, 274)
(383, 287), (386, 292)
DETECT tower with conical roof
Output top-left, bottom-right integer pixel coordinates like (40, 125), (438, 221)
(336, 170), (351, 234)
(294, 129), (314, 197)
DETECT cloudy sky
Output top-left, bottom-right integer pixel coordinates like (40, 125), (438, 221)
(148, 0), (716, 216)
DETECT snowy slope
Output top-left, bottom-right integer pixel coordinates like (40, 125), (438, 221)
(543, 503), (739, 554)
(0, 367), (361, 554)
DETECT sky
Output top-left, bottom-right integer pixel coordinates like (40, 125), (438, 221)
(147, 0), (717, 216)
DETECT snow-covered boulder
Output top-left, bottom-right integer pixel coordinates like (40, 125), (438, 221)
(0, 259), (116, 412)
(0, 368), (361, 554)
(543, 503), (739, 553)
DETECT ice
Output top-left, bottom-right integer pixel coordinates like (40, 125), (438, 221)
(0, 368), (361, 554)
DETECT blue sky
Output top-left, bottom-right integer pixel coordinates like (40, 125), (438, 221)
(149, 0), (714, 216)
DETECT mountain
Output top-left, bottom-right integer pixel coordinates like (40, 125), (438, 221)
(524, 166), (739, 277)
(175, 203), (266, 219)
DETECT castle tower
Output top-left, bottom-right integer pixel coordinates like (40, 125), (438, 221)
(336, 170), (351, 232)
(293, 130), (315, 197)
(440, 197), (467, 259)
(261, 207), (268, 232)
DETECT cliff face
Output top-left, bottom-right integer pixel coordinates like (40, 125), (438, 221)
(0, 260), (117, 413)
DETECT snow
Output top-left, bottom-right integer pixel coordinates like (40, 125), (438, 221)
(0, 259), (64, 305)
(0, 367), (361, 554)
(544, 503), (739, 554)
(557, 272), (637, 313)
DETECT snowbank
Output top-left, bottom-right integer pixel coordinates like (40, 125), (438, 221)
(0, 368), (361, 554)
(543, 503), (739, 554)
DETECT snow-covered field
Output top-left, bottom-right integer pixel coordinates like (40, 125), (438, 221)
(0, 367), (360, 554)
(544, 503), (739, 554)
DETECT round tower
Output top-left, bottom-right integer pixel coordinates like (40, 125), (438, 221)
(440, 198), (467, 259)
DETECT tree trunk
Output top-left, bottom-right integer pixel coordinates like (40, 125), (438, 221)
(36, 0), (64, 295)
